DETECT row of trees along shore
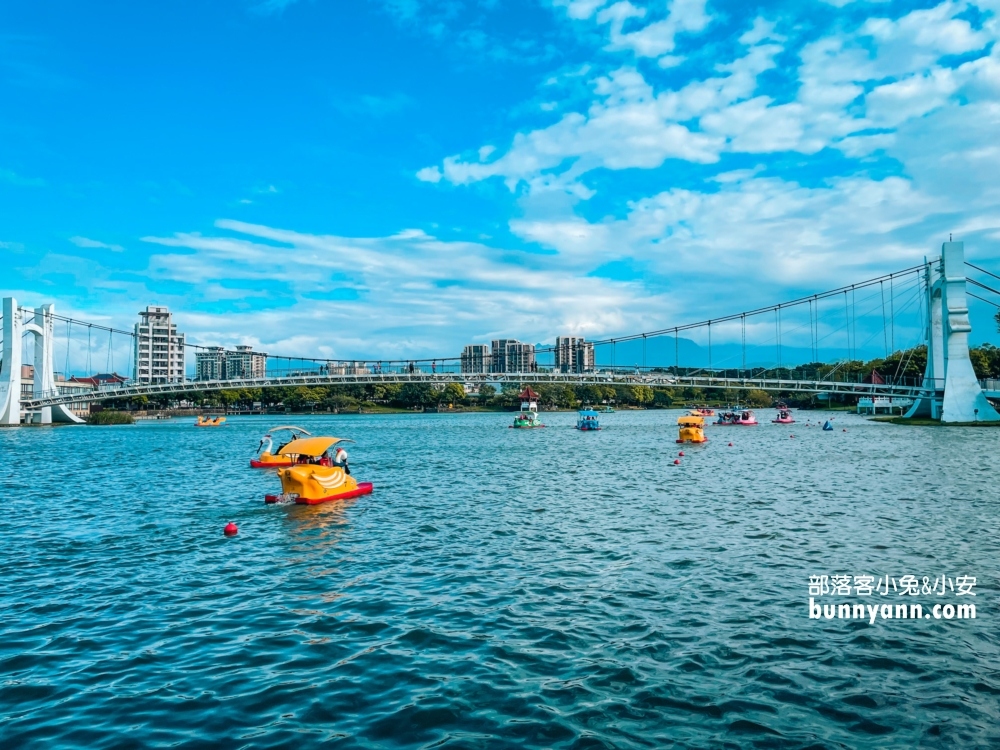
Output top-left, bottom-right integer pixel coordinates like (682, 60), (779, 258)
(97, 344), (1000, 413)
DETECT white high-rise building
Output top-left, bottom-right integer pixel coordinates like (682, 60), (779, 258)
(134, 306), (185, 384)
(555, 336), (595, 373)
(461, 344), (490, 374)
(195, 347), (226, 381)
(225, 345), (267, 379)
(491, 339), (535, 373)
(195, 345), (267, 381)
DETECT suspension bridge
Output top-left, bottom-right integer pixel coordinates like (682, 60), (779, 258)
(2, 241), (998, 425)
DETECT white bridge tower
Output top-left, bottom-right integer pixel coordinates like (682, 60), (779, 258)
(1, 297), (85, 425)
(905, 242), (1000, 422)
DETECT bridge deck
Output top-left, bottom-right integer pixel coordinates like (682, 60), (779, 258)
(21, 371), (963, 411)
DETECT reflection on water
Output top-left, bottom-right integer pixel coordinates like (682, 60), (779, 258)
(1, 410), (999, 748)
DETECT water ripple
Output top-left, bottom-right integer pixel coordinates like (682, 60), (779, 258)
(1, 411), (999, 747)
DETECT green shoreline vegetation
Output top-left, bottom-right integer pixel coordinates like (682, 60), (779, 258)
(87, 410), (136, 425)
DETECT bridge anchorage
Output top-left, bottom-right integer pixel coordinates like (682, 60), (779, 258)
(3, 241), (998, 425)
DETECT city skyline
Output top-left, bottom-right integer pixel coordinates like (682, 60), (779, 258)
(2, 1), (1000, 362)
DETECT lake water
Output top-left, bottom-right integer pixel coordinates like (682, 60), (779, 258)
(1, 410), (998, 748)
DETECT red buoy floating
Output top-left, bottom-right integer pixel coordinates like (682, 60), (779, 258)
(673, 458), (681, 465)
(678, 451), (685, 457)
(224, 522), (238, 537)
(728, 442), (733, 446)
(843, 428), (847, 432)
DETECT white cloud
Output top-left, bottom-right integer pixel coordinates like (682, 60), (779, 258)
(553, 0), (609, 20)
(137, 220), (675, 357)
(597, 0), (712, 58)
(866, 68), (958, 126)
(739, 17), (784, 46)
(820, 0), (888, 6)
(416, 166), (443, 183)
(860, 1), (990, 76)
(69, 236), (124, 252)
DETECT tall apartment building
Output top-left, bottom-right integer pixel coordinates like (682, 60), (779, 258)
(225, 345), (267, 379)
(490, 339), (536, 373)
(195, 347), (226, 381)
(195, 345), (268, 381)
(134, 306), (186, 384)
(555, 336), (595, 373)
(461, 344), (490, 374)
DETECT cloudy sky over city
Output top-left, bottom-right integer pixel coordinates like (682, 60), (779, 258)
(3, 0), (1000, 363)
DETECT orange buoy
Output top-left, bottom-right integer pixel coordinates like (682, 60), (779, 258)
(224, 522), (238, 536)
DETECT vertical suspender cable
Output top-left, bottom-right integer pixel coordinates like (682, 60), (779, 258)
(741, 314), (746, 373)
(880, 280), (888, 358)
(851, 286), (857, 363)
(65, 319), (72, 376)
(809, 298), (815, 362)
(674, 328), (679, 374)
(843, 291), (850, 362)
(774, 308), (780, 369)
(777, 306), (782, 369)
(889, 274), (895, 354)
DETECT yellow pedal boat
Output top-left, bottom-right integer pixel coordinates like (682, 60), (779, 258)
(264, 436), (373, 505)
(195, 415), (226, 427)
(677, 414), (708, 444)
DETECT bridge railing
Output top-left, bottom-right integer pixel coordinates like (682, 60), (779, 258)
(28, 370), (955, 396)
(21, 369), (955, 411)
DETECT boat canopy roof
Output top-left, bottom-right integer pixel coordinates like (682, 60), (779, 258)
(277, 436), (353, 457)
(678, 415), (704, 425)
(266, 425), (311, 436)
(579, 409), (599, 416)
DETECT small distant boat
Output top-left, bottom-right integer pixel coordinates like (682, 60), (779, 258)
(677, 414), (708, 443)
(251, 425), (313, 468)
(688, 407), (716, 417)
(264, 436), (372, 505)
(772, 409), (795, 424)
(716, 410), (758, 426)
(576, 409), (601, 431)
(195, 415), (226, 427)
(598, 405), (615, 413)
(510, 387), (545, 428)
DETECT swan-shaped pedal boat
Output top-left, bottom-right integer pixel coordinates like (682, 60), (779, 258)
(251, 425), (313, 468)
(264, 436), (373, 505)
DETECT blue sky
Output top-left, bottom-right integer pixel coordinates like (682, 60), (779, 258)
(3, 0), (1000, 367)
